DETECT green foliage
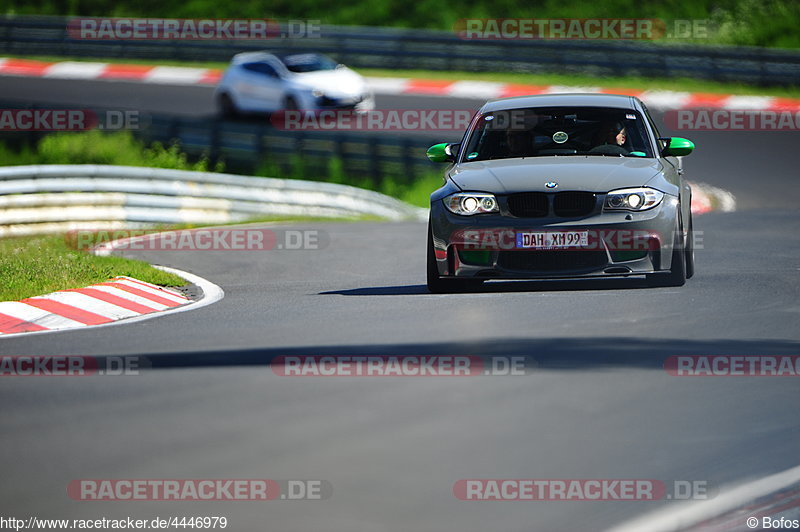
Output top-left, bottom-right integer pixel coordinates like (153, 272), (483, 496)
(4, 0), (799, 47)
(0, 130), (224, 171)
(254, 153), (442, 207)
(712, 0), (800, 48)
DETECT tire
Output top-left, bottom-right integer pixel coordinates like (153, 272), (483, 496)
(685, 213), (695, 279)
(426, 222), (481, 293)
(217, 93), (238, 119)
(283, 96), (299, 111)
(647, 217), (687, 287)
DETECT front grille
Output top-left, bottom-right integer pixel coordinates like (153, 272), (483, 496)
(507, 192), (548, 217)
(506, 191), (597, 217)
(553, 192), (597, 217)
(497, 250), (608, 272)
(318, 95), (361, 108)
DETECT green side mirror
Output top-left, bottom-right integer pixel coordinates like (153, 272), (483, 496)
(661, 137), (695, 157)
(427, 143), (456, 163)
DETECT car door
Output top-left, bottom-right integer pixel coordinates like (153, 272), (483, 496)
(237, 62), (285, 112)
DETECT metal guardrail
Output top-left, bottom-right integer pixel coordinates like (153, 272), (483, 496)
(0, 99), (447, 183)
(1, 15), (799, 86)
(142, 114), (444, 181)
(0, 164), (428, 236)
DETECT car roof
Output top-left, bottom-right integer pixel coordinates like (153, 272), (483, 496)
(481, 93), (640, 112)
(231, 51), (277, 64)
(231, 51), (325, 66)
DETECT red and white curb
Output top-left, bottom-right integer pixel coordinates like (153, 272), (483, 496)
(367, 78), (800, 112)
(1, 57), (799, 112)
(0, 58), (222, 85)
(0, 266), (224, 338)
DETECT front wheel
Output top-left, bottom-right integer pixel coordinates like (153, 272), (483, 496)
(283, 96), (299, 111)
(427, 223), (481, 293)
(647, 219), (687, 287)
(217, 93), (238, 119)
(685, 213), (695, 279)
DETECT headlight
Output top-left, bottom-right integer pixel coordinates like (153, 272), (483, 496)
(444, 193), (499, 216)
(605, 187), (664, 211)
(311, 89), (325, 98)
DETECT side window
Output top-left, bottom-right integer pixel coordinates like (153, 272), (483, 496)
(242, 62), (279, 78)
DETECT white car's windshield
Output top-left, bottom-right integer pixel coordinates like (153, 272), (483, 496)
(280, 53), (338, 73)
(462, 106), (653, 161)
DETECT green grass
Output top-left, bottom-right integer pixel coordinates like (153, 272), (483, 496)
(0, 234), (186, 301)
(9, 55), (800, 98)
(380, 172), (443, 207)
(10, 55), (231, 70)
(0, 209), (393, 301)
(0, 129), (223, 170)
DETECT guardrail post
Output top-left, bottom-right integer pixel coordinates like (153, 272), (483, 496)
(404, 137), (416, 182)
(209, 118), (221, 167)
(369, 136), (381, 187)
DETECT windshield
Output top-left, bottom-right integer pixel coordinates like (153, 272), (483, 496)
(280, 53), (338, 73)
(461, 106), (653, 161)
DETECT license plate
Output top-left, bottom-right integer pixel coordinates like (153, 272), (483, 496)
(515, 231), (589, 249)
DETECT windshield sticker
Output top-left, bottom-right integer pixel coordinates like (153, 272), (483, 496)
(484, 115), (494, 121)
(626, 114), (636, 119)
(552, 131), (568, 144)
(467, 152), (479, 160)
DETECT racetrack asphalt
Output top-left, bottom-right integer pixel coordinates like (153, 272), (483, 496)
(0, 75), (798, 531)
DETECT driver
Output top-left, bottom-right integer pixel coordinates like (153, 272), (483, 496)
(589, 121), (630, 155)
(596, 121), (627, 147)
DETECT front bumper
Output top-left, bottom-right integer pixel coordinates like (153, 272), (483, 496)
(314, 94), (375, 111)
(429, 196), (679, 279)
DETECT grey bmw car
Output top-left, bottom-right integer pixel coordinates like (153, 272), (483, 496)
(426, 93), (696, 293)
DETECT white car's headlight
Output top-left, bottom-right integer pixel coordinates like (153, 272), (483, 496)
(311, 89), (325, 98)
(605, 187), (664, 211)
(444, 193), (499, 216)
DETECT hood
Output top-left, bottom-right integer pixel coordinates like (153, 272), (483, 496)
(288, 68), (368, 98)
(450, 157), (663, 194)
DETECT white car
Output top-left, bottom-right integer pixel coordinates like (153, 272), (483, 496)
(215, 51), (375, 116)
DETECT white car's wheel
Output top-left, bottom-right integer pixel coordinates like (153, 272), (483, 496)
(217, 93), (238, 118)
